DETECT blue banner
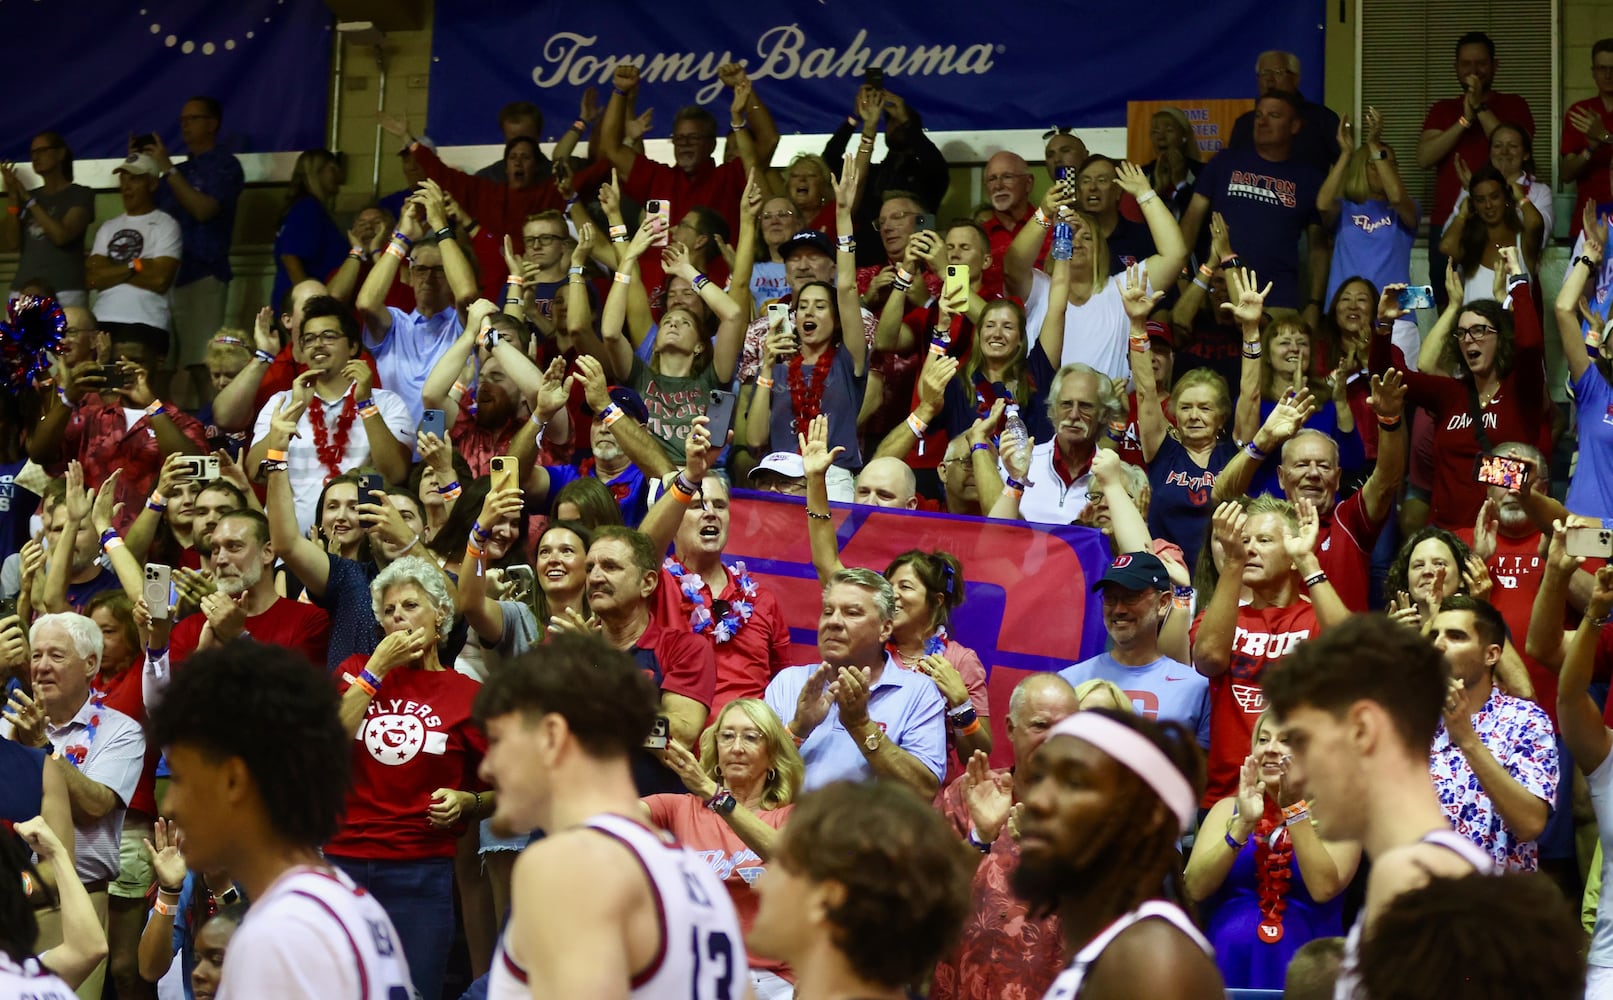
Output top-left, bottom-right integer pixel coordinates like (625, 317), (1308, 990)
(429, 2), (1325, 143)
(0, 1), (332, 159)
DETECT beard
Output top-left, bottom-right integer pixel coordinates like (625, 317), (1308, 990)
(1011, 849), (1109, 919)
(475, 387), (517, 429)
(215, 560), (263, 596)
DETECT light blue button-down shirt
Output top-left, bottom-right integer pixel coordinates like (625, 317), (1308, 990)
(765, 655), (947, 790)
(366, 306), (465, 427)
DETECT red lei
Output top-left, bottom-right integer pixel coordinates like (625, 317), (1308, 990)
(1253, 800), (1294, 944)
(307, 391), (358, 482)
(785, 349), (838, 430)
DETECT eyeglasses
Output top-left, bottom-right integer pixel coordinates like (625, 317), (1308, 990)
(523, 234), (564, 247)
(760, 210), (797, 221)
(716, 729), (765, 748)
(298, 330), (346, 348)
(878, 211), (921, 227)
(1456, 324), (1498, 342)
(983, 173), (1029, 186)
(1085, 491), (1106, 502)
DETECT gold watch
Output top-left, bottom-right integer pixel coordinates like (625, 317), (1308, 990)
(862, 726), (883, 752)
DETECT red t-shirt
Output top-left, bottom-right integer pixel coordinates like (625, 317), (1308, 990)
(624, 151), (747, 305)
(1369, 284), (1549, 530)
(634, 617), (717, 712)
(168, 597), (332, 670)
(981, 208), (1037, 296)
(1317, 490), (1387, 613)
(412, 143), (610, 244)
(92, 659), (160, 816)
(1421, 92), (1536, 226)
(1193, 601), (1319, 803)
(1562, 97), (1613, 236)
(327, 656), (488, 860)
(651, 562), (791, 722)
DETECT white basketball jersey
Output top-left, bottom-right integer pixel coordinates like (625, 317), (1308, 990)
(1042, 900), (1212, 1000)
(489, 813), (748, 1000)
(0, 955), (75, 1000)
(217, 865), (414, 1000)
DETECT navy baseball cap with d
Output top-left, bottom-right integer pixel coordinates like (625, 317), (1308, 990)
(1092, 551), (1170, 592)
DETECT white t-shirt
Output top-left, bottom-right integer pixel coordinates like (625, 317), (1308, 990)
(1004, 440), (1092, 526)
(89, 209), (182, 329)
(217, 865), (413, 1000)
(0, 954), (75, 1000)
(252, 386), (413, 534)
(1021, 269), (1133, 383)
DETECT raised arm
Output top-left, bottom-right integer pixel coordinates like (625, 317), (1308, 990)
(1555, 209), (1604, 386)
(800, 415), (848, 583)
(1285, 498), (1350, 629)
(1037, 247), (1073, 365)
(1317, 116), (1355, 229)
(597, 63), (643, 179)
(260, 392), (333, 595)
(1121, 263), (1169, 463)
(1358, 368), (1409, 523)
(1005, 182), (1074, 302)
(456, 487), (525, 644)
(357, 196), (424, 341)
(833, 155), (867, 373)
(1193, 503), (1247, 678)
(872, 349), (957, 461)
(663, 243), (743, 382)
(419, 180), (481, 313)
(1212, 389), (1317, 504)
(598, 218), (660, 379)
(640, 417), (716, 557)
(1364, 110), (1418, 230)
(1223, 267), (1271, 445)
(88, 469), (140, 599)
(1114, 161), (1187, 294)
(1558, 565), (1613, 774)
(727, 170), (763, 320)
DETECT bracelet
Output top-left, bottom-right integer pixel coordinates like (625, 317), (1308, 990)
(568, 265), (585, 277)
(396, 535), (420, 556)
(347, 247), (366, 261)
(1376, 414), (1403, 430)
(1458, 115), (1471, 129)
(836, 235), (856, 253)
(756, 376), (774, 389)
(1303, 570), (1328, 588)
(1005, 476), (1027, 492)
(266, 449), (288, 462)
(806, 508), (833, 521)
(437, 480), (463, 500)
(1128, 336), (1150, 354)
(1002, 485), (1024, 499)
(391, 230), (414, 248)
(571, 118), (586, 133)
(1245, 441), (1267, 461)
(432, 226), (454, 244)
(258, 459), (288, 476)
(958, 718), (983, 737)
(144, 399), (167, 418)
(1577, 255), (1600, 271)
(1242, 344), (1263, 360)
(691, 274), (710, 293)
(145, 492), (168, 512)
(346, 671), (377, 697)
(253, 349), (275, 365)
(966, 827), (993, 853)
(383, 242), (408, 262)
(451, 380), (470, 397)
(506, 274), (525, 288)
(1135, 190), (1159, 208)
(600, 403), (624, 427)
(786, 723), (806, 747)
(1032, 207), (1052, 229)
(471, 520), (491, 541)
(1225, 827), (1249, 851)
(612, 271), (632, 285)
(1197, 263), (1215, 281)
(1282, 800), (1311, 827)
(1193, 277), (1212, 292)
(608, 223), (628, 239)
(356, 399), (379, 420)
(970, 441), (991, 455)
(668, 476), (698, 506)
(905, 412), (928, 438)
(99, 527), (122, 549)
(129, 257), (144, 274)
(152, 896), (177, 917)
(465, 539), (486, 561)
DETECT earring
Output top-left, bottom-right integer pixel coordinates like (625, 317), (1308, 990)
(714, 765), (723, 778)
(767, 768), (776, 782)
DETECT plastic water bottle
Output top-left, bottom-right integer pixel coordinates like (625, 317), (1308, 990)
(1051, 221), (1073, 261)
(1002, 403), (1034, 485)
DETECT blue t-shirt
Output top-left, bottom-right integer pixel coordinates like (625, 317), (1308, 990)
(1245, 398), (1366, 499)
(1569, 365), (1613, 522)
(545, 463), (650, 527)
(1195, 147), (1323, 309)
(0, 459), (39, 567)
(272, 196), (347, 308)
(155, 147), (244, 285)
(0, 739), (44, 823)
(1326, 198), (1417, 304)
(1147, 435), (1239, 572)
(1059, 652), (1211, 748)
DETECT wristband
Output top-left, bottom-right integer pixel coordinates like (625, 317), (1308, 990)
(1106, 420), (1127, 443)
(600, 403), (624, 427)
(1225, 828), (1249, 850)
(568, 265), (585, 277)
(383, 242), (408, 262)
(129, 257), (144, 273)
(391, 230), (414, 248)
(906, 412), (928, 438)
(571, 118), (586, 133)
(434, 225), (455, 244)
(346, 671), (377, 697)
(1220, 255), (1242, 270)
(452, 380), (470, 397)
(608, 224), (628, 240)
(437, 480), (463, 500)
(1282, 800), (1311, 827)
(257, 459), (288, 476)
(1376, 414), (1403, 431)
(1134, 190), (1159, 208)
(756, 376), (774, 389)
(1192, 277), (1212, 292)
(1173, 584), (1194, 610)
(1002, 485), (1024, 499)
(1458, 115), (1471, 129)
(1245, 441), (1267, 461)
(958, 718), (982, 737)
(253, 348), (276, 365)
(152, 896), (178, 917)
(1005, 476), (1027, 492)
(144, 399), (168, 418)
(1032, 207), (1052, 229)
(506, 274), (525, 288)
(266, 449), (288, 462)
(691, 274), (710, 293)
(786, 723), (806, 747)
(1303, 570), (1328, 589)
(669, 477), (698, 506)
(471, 520), (492, 541)
(145, 492), (168, 512)
(3, 206), (16, 217)
(966, 827), (993, 853)
(348, 247), (366, 261)
(836, 235), (856, 253)
(99, 528), (122, 549)
(970, 442), (991, 455)
(613, 271), (632, 285)
(1242, 343), (1262, 360)
(356, 399), (379, 419)
(1129, 335), (1150, 354)
(465, 538), (485, 561)
(1197, 263), (1215, 281)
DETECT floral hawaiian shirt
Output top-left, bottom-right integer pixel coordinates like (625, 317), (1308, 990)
(1430, 686), (1558, 871)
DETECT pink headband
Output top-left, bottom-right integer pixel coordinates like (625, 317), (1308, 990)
(1047, 712), (1197, 833)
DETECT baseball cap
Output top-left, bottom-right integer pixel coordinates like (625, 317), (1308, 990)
(778, 230), (834, 260)
(748, 452), (805, 482)
(115, 153), (160, 177)
(1146, 320), (1173, 349)
(580, 385), (650, 424)
(1091, 551), (1170, 592)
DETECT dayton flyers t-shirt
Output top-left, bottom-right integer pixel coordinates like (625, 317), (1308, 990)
(1192, 601), (1319, 804)
(326, 657), (488, 860)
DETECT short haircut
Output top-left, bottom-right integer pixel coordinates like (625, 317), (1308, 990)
(473, 632), (660, 757)
(1075, 153), (1119, 177)
(217, 508), (270, 547)
(1262, 614), (1448, 755)
(370, 554), (457, 624)
(1284, 937), (1345, 1000)
(186, 95), (224, 122)
(1244, 494), (1299, 535)
(672, 105), (718, 138)
(944, 218), (990, 248)
(499, 101), (542, 127)
(1281, 428), (1341, 465)
(1435, 593), (1508, 649)
(1455, 31), (1496, 60)
(1491, 439), (1544, 469)
(1258, 89), (1304, 115)
(1170, 367), (1231, 424)
(1256, 50), (1302, 75)
(34, 131), (74, 182)
(1595, 38), (1613, 61)
(880, 188), (928, 212)
(774, 781), (973, 988)
(1007, 672), (1078, 721)
(1047, 362), (1125, 426)
(147, 642), (350, 848)
(825, 567), (897, 622)
(591, 525), (659, 577)
(298, 295), (360, 348)
(1359, 874), (1583, 1000)
(196, 479), (249, 509)
(30, 612), (102, 667)
(524, 209), (567, 232)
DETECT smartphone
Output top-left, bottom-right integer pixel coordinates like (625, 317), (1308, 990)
(864, 66), (884, 89)
(1054, 166), (1071, 182)
(178, 456), (220, 481)
(766, 302), (796, 353)
(944, 264), (970, 301)
(1566, 525), (1613, 560)
(490, 455), (519, 495)
(358, 472), (385, 500)
(143, 564), (172, 620)
(1397, 285), (1436, 310)
(502, 565), (535, 602)
(643, 715), (670, 750)
(0, 598), (17, 622)
(97, 364), (127, 390)
(417, 408), (446, 441)
(1473, 453), (1531, 490)
(915, 213), (936, 234)
(705, 389), (737, 445)
(646, 199), (670, 247)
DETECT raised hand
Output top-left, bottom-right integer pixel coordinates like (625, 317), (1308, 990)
(916, 352), (959, 410)
(683, 414), (716, 483)
(661, 241), (695, 279)
(798, 414), (844, 480)
(654, 739), (718, 799)
(961, 750), (1013, 842)
(578, 86), (602, 126)
(1211, 501), (1249, 566)
(16, 816), (68, 867)
(572, 354), (612, 413)
(1363, 105), (1383, 145)
(1368, 368), (1407, 421)
(1, 689), (46, 748)
(1463, 553), (1493, 602)
(856, 84), (883, 126)
(833, 153), (860, 209)
(963, 398), (1006, 448)
(1234, 755), (1266, 838)
(1376, 282), (1410, 326)
(1220, 267), (1271, 327)
(1284, 497), (1322, 564)
(378, 112), (412, 140)
(611, 62), (639, 95)
(1336, 113), (1354, 153)
(1209, 212), (1232, 266)
(1261, 386), (1317, 444)
(1120, 262), (1163, 321)
(625, 108), (655, 143)
(1113, 161), (1151, 198)
(143, 817), (189, 890)
(792, 661), (837, 739)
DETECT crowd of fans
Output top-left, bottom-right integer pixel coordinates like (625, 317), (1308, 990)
(2, 26), (1613, 1000)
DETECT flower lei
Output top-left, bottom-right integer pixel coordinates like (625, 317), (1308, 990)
(888, 625), (948, 665)
(58, 690), (106, 769)
(1252, 800), (1294, 945)
(307, 389), (359, 482)
(785, 349), (838, 431)
(664, 557), (758, 643)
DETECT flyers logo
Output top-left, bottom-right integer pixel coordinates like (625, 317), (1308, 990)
(1112, 554), (1133, 568)
(1232, 684), (1266, 713)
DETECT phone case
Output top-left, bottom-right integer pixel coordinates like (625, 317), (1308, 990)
(418, 409), (446, 440)
(491, 456), (519, 495)
(1566, 528), (1613, 560)
(144, 565), (172, 620)
(705, 390), (737, 445)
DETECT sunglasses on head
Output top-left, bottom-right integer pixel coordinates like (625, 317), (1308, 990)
(1042, 126), (1075, 140)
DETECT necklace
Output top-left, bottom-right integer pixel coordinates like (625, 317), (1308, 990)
(786, 349), (838, 431)
(307, 388), (358, 481)
(664, 557), (759, 643)
(887, 626), (947, 665)
(1253, 799), (1294, 944)
(57, 690), (107, 769)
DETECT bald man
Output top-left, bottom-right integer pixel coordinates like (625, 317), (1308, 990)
(933, 673), (1082, 1000)
(854, 456), (918, 509)
(980, 151), (1035, 290)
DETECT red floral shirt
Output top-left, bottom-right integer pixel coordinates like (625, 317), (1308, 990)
(59, 394), (208, 533)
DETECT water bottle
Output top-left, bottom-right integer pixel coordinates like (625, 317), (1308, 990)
(1051, 221), (1073, 261)
(1002, 403), (1034, 485)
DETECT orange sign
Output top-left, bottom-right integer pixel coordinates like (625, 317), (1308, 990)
(1126, 99), (1255, 166)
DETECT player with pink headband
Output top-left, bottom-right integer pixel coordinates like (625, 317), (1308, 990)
(1014, 708), (1225, 1000)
